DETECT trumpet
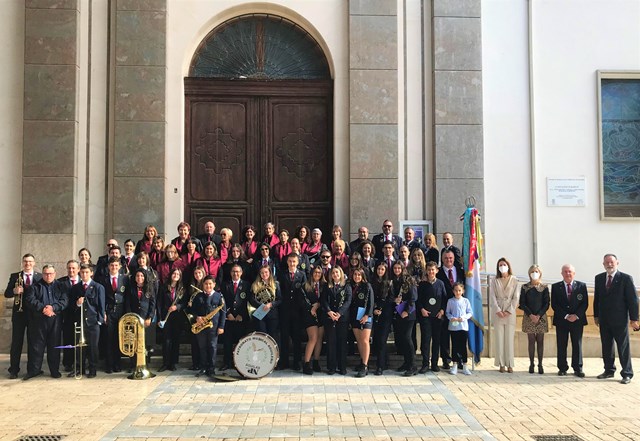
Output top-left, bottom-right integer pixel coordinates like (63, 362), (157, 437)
(14, 273), (24, 312)
(158, 288), (182, 329)
(191, 300), (225, 334)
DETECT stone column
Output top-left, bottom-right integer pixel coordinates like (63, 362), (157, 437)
(111, 0), (166, 243)
(433, 0), (484, 246)
(349, 0), (399, 236)
(22, 0), (80, 268)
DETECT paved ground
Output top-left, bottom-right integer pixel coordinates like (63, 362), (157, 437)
(0, 355), (638, 441)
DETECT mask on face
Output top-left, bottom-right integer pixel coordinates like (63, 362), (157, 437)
(499, 265), (509, 274)
(530, 271), (540, 281)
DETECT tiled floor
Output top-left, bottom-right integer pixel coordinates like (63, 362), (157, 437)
(1, 355), (638, 441)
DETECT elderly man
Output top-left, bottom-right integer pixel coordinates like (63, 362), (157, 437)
(551, 264), (588, 377)
(197, 220), (222, 251)
(349, 226), (369, 254)
(594, 254), (639, 384)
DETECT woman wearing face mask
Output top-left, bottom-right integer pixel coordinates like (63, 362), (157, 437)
(489, 258), (519, 373)
(518, 264), (550, 374)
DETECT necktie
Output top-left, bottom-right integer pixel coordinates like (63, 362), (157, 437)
(83, 283), (88, 291)
(387, 258), (391, 269)
(25, 274), (31, 286)
(567, 283), (572, 300)
(290, 272), (295, 282)
(137, 288), (143, 300)
(233, 282), (238, 294)
(126, 257), (131, 266)
(606, 275), (612, 290)
(112, 277), (117, 291)
(263, 259), (267, 266)
(448, 269), (454, 285)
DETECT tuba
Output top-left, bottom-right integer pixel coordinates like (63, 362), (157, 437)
(119, 313), (155, 380)
(191, 300), (225, 334)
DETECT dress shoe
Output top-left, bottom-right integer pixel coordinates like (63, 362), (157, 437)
(168, 365), (177, 371)
(188, 365), (199, 371)
(67, 371), (78, 378)
(621, 376), (631, 384)
(431, 366), (441, 373)
(292, 362), (301, 371)
(302, 362), (313, 375)
(507, 367), (513, 373)
(113, 367), (122, 373)
(326, 369), (335, 375)
(538, 365), (544, 375)
(558, 370), (567, 376)
(499, 366), (505, 373)
(87, 371), (97, 378)
(312, 360), (322, 372)
(597, 371), (615, 379)
(573, 371), (585, 378)
(355, 366), (368, 378)
(339, 368), (347, 375)
(529, 364), (535, 374)
(63, 365), (73, 373)
(403, 366), (417, 377)
(395, 363), (409, 372)
(157, 365), (167, 372)
(442, 362), (451, 370)
(105, 369), (113, 374)
(9, 373), (18, 379)
(23, 371), (43, 381)
(374, 368), (383, 376)
(196, 369), (207, 377)
(220, 365), (230, 371)
(51, 372), (62, 379)
(418, 365), (429, 374)
(206, 369), (215, 377)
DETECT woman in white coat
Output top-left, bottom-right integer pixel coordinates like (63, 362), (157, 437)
(489, 257), (519, 373)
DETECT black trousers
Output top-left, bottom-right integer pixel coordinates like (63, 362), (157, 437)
(279, 310), (302, 367)
(395, 318), (415, 368)
(196, 327), (219, 372)
(254, 317), (279, 342)
(440, 317), (452, 364)
(9, 312), (28, 375)
(373, 311), (393, 370)
(27, 314), (62, 375)
(450, 330), (468, 364)
(223, 321), (247, 366)
(418, 316), (441, 367)
(599, 321), (633, 378)
(105, 306), (124, 370)
(79, 324), (100, 373)
(324, 319), (348, 371)
(556, 324), (584, 372)
(162, 313), (183, 367)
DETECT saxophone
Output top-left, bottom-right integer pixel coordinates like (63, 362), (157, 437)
(191, 299), (225, 334)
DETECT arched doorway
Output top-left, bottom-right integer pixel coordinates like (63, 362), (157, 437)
(185, 14), (334, 237)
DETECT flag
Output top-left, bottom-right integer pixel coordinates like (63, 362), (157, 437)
(462, 206), (484, 363)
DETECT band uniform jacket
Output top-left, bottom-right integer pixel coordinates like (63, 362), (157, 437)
(157, 283), (186, 319)
(188, 290), (226, 331)
(248, 281), (282, 321)
(551, 280), (588, 327)
(278, 270), (307, 312)
(222, 279), (251, 321)
(321, 283), (352, 322)
(70, 280), (106, 326)
(24, 279), (69, 319)
(349, 282), (374, 321)
(416, 278), (447, 317)
(125, 283), (156, 321)
(4, 271), (43, 314)
(100, 274), (129, 313)
(594, 271), (639, 325)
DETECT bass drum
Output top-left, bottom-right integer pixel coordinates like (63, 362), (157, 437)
(233, 332), (279, 379)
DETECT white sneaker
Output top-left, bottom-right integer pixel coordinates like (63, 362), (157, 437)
(449, 365), (458, 375)
(462, 365), (472, 375)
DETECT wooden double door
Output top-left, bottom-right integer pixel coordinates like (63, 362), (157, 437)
(184, 79), (334, 237)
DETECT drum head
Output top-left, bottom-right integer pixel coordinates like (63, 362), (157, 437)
(233, 332), (279, 379)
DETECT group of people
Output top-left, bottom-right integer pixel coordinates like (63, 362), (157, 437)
(4, 219), (639, 384)
(490, 254), (639, 384)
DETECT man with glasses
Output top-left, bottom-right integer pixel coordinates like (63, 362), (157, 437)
(23, 264), (68, 380)
(349, 226), (369, 254)
(372, 220), (402, 260)
(4, 254), (42, 379)
(318, 251), (333, 280)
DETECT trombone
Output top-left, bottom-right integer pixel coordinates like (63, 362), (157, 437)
(158, 288), (183, 329)
(73, 301), (87, 379)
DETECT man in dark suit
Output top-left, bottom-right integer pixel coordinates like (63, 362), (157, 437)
(436, 249), (464, 369)
(58, 260), (80, 372)
(371, 220), (403, 260)
(197, 220), (222, 252)
(349, 226), (369, 254)
(440, 232), (462, 267)
(221, 264), (250, 370)
(4, 253), (43, 379)
(551, 264), (588, 377)
(403, 227), (427, 254)
(68, 264), (105, 378)
(278, 253), (307, 370)
(594, 254), (639, 384)
(98, 256), (129, 373)
(23, 264), (68, 379)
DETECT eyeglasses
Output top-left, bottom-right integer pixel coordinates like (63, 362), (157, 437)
(321, 256), (331, 259)
(383, 225), (392, 228)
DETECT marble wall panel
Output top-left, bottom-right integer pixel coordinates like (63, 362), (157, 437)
(350, 124), (397, 179)
(21, 233), (75, 270)
(349, 0), (396, 16)
(22, 177), (75, 234)
(114, 121), (165, 177)
(116, 10), (166, 66)
(25, 8), (77, 65)
(23, 121), (76, 178)
(113, 177), (165, 234)
(433, 0), (481, 18)
(117, 0), (167, 11)
(434, 70), (482, 125)
(26, 0), (77, 9)
(433, 17), (481, 71)
(435, 178), (483, 234)
(435, 125), (483, 179)
(24, 64), (77, 121)
(350, 70), (398, 124)
(350, 15), (397, 70)
(115, 66), (165, 121)
(350, 178), (398, 231)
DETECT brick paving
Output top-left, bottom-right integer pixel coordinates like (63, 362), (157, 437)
(0, 355), (638, 441)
